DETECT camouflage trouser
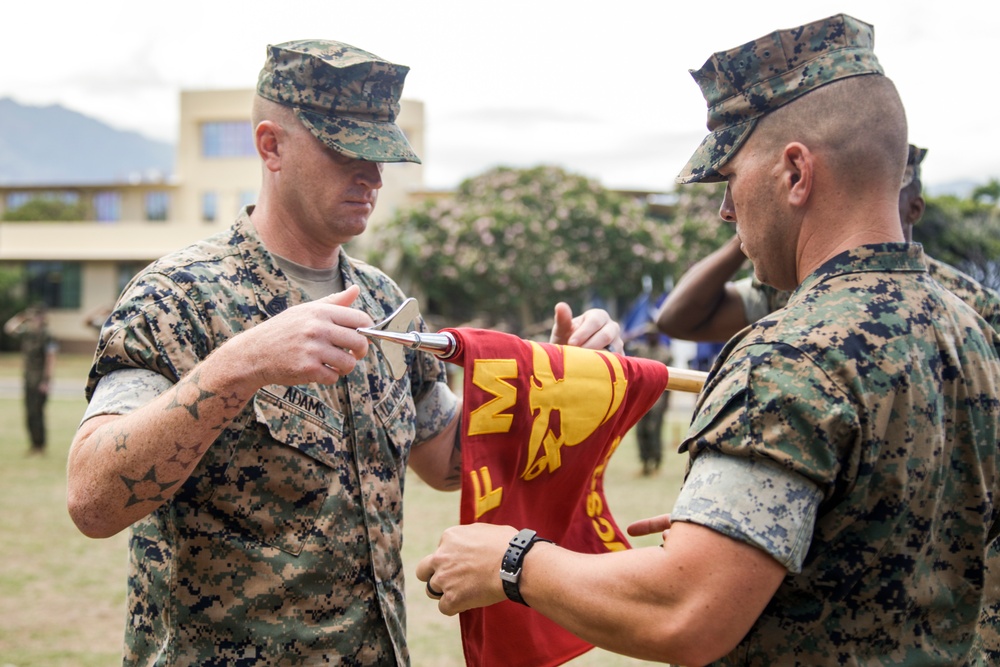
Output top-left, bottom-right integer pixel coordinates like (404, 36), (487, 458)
(635, 394), (669, 472)
(24, 380), (46, 451)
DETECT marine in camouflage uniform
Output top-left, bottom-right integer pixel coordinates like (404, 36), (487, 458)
(624, 324), (674, 475)
(669, 15), (1000, 665)
(69, 40), (619, 666)
(85, 212), (452, 665)
(729, 147), (1000, 661)
(71, 41), (455, 666)
(4, 305), (56, 453)
(677, 244), (1000, 663)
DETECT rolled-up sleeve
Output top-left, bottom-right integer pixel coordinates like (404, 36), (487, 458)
(671, 450), (823, 573)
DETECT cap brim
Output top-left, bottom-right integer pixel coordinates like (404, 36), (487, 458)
(296, 108), (421, 164)
(676, 118), (757, 185)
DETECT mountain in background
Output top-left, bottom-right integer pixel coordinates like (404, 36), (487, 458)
(0, 96), (984, 198)
(0, 97), (174, 185)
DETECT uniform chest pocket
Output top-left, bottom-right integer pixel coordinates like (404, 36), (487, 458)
(206, 387), (344, 555)
(373, 376), (417, 465)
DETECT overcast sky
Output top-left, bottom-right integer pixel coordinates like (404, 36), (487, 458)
(2, 0), (992, 192)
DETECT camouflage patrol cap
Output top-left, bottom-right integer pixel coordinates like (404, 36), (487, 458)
(677, 14), (883, 184)
(901, 144), (928, 188)
(257, 39), (420, 163)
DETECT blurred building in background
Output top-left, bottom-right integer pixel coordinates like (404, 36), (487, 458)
(0, 90), (425, 352)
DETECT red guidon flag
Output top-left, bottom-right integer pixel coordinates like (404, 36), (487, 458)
(440, 328), (671, 667)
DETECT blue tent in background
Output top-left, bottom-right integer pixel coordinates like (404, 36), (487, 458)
(621, 291), (672, 349)
(692, 341), (726, 372)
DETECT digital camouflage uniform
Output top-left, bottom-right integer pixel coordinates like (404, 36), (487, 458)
(18, 317), (53, 451)
(625, 333), (674, 474)
(734, 236), (1000, 665)
(675, 244), (1000, 664)
(672, 14), (1000, 665)
(85, 210), (453, 666)
(736, 255), (1000, 331)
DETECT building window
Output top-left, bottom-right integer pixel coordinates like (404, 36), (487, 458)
(93, 191), (121, 223)
(6, 192), (33, 210)
(26, 261), (82, 309)
(145, 191), (170, 221)
(202, 192), (218, 222)
(201, 121), (255, 158)
(4, 191), (84, 221)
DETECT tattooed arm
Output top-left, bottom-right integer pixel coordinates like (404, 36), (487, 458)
(67, 286), (373, 538)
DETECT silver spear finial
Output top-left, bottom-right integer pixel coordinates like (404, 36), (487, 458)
(357, 298), (457, 380)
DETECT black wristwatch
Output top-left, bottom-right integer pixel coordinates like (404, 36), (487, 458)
(499, 528), (552, 606)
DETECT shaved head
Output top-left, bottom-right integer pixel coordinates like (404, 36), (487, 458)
(252, 94), (305, 136)
(752, 75), (908, 196)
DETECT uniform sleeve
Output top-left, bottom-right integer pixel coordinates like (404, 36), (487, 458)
(86, 272), (213, 402)
(413, 381), (459, 445)
(672, 449), (823, 572)
(82, 368), (174, 423)
(732, 277), (772, 323)
(681, 342), (860, 504)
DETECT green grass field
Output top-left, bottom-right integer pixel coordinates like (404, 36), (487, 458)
(0, 353), (693, 666)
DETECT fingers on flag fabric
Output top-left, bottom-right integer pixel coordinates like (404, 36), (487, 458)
(442, 328), (671, 667)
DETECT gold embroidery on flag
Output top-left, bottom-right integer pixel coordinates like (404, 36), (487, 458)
(522, 343), (629, 481)
(469, 466), (503, 519)
(587, 435), (627, 551)
(469, 359), (518, 435)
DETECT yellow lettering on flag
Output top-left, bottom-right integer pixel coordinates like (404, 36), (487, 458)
(469, 359), (518, 436)
(586, 436), (627, 551)
(469, 466), (503, 519)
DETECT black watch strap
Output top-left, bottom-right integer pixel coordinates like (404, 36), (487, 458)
(499, 528), (552, 606)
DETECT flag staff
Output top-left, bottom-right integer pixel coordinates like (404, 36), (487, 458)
(356, 327), (708, 394)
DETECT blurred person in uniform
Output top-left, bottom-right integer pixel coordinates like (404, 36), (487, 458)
(66, 40), (619, 666)
(4, 303), (57, 455)
(416, 15), (1000, 665)
(623, 321), (673, 475)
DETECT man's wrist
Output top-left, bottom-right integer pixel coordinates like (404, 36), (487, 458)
(499, 528), (552, 607)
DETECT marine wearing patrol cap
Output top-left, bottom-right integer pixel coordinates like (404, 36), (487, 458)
(902, 144), (928, 189)
(677, 14), (883, 184)
(257, 39), (420, 164)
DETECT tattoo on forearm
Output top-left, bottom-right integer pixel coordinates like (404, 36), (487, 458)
(166, 370), (217, 419)
(90, 425), (129, 454)
(120, 467), (177, 508)
(219, 391), (245, 411)
(164, 440), (205, 469)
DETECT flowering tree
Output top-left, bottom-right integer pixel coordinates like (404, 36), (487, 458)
(655, 182), (738, 280)
(369, 165), (676, 333)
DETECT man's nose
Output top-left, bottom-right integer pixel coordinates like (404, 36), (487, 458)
(357, 161), (383, 189)
(719, 184), (737, 223)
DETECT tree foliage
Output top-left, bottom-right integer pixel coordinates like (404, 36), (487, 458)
(3, 197), (88, 222)
(652, 182), (740, 283)
(915, 192), (1000, 290)
(368, 165), (676, 332)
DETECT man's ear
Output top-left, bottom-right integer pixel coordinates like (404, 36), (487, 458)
(783, 142), (812, 207)
(905, 195), (926, 226)
(255, 120), (282, 172)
